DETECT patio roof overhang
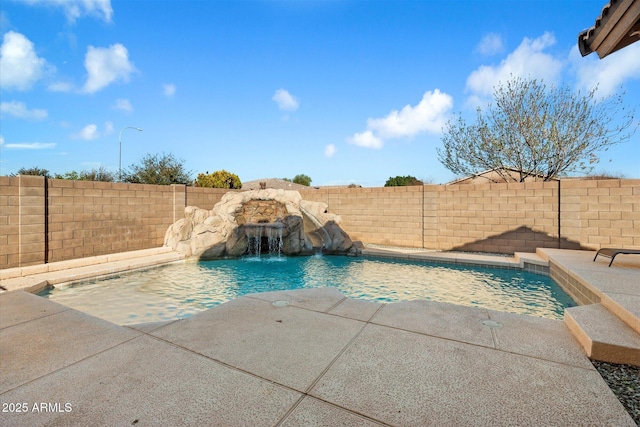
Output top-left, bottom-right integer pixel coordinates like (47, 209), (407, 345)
(578, 0), (640, 58)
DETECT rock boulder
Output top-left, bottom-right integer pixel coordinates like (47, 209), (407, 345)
(164, 189), (354, 259)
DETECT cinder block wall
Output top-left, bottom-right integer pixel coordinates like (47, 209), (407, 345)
(186, 187), (229, 211)
(0, 176), (20, 267)
(300, 186), (424, 247)
(428, 181), (569, 253)
(306, 180), (639, 253)
(0, 175), (45, 267)
(46, 180), (176, 262)
(560, 179), (640, 250)
(1, 177), (639, 269)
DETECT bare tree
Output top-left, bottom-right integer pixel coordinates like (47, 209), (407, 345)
(438, 77), (637, 182)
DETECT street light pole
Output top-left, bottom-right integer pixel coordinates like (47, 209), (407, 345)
(119, 126), (143, 182)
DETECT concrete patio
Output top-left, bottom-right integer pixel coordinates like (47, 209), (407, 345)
(0, 284), (636, 425)
(2, 246), (640, 425)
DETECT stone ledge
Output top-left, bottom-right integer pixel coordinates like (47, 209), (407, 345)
(0, 249), (185, 293)
(0, 277), (49, 294)
(0, 247), (175, 281)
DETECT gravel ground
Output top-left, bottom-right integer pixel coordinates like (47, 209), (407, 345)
(592, 361), (640, 425)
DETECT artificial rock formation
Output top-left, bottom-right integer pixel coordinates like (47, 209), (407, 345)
(164, 189), (354, 259)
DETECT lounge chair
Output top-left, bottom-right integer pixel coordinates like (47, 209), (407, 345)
(593, 248), (640, 267)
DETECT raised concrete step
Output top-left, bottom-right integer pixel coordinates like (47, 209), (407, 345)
(601, 292), (640, 335)
(564, 303), (640, 366)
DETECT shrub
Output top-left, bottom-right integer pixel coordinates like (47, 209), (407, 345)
(384, 175), (423, 186)
(195, 170), (242, 189)
(292, 174), (312, 186)
(13, 167), (51, 178)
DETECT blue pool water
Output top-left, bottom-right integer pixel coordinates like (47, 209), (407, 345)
(41, 255), (576, 324)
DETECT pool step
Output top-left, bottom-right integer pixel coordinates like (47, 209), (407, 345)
(564, 303), (640, 366)
(0, 248), (185, 293)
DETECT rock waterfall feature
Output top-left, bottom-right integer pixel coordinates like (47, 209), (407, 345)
(164, 189), (355, 259)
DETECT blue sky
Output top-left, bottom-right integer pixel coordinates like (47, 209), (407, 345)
(1, 0), (639, 186)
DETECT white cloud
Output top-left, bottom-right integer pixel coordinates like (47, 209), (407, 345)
(0, 135), (4, 146)
(0, 101), (47, 119)
(348, 130), (383, 149)
(82, 43), (135, 94)
(571, 44), (640, 98)
(75, 124), (99, 140)
(113, 98), (133, 112)
(104, 121), (114, 134)
(163, 83), (176, 97)
(0, 31), (47, 91)
(324, 143), (336, 158)
(368, 90), (453, 138)
(47, 81), (74, 92)
(476, 33), (504, 56)
(272, 89), (299, 111)
(3, 142), (56, 150)
(348, 90), (453, 149)
(466, 32), (563, 105)
(15, 0), (113, 23)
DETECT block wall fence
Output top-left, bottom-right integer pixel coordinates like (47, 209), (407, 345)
(1, 176), (639, 269)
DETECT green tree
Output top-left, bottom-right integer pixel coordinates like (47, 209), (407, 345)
(384, 175), (423, 186)
(437, 76), (637, 182)
(13, 167), (51, 178)
(195, 170), (242, 189)
(55, 171), (80, 180)
(292, 174), (312, 186)
(55, 167), (115, 182)
(123, 152), (192, 185)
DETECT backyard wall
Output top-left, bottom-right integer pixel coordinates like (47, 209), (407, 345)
(299, 186), (425, 248)
(1, 177), (639, 268)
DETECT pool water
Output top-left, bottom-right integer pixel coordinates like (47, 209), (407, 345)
(40, 255), (576, 325)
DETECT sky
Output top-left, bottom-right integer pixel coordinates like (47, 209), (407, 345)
(1, 0), (639, 186)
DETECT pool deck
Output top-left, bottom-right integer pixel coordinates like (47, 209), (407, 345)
(1, 247), (639, 426)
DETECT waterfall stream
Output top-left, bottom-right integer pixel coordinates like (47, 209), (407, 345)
(246, 225), (283, 257)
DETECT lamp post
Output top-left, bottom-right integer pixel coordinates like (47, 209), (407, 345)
(119, 126), (143, 182)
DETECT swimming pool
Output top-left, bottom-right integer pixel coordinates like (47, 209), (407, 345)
(40, 255), (576, 325)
